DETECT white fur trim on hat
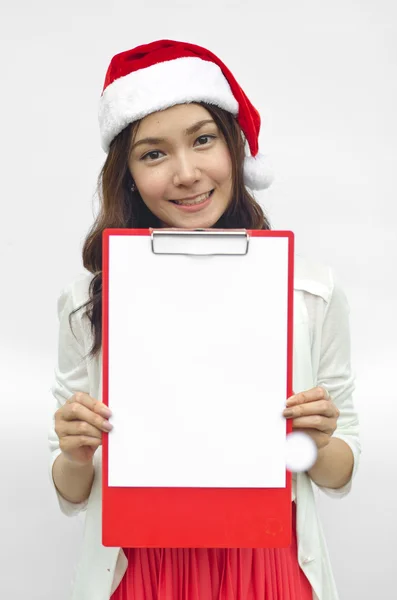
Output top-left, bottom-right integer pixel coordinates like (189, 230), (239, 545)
(99, 57), (239, 152)
(243, 153), (274, 190)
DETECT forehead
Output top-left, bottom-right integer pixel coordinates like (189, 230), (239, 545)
(135, 103), (214, 136)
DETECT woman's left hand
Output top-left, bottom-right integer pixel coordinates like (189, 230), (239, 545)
(282, 386), (340, 450)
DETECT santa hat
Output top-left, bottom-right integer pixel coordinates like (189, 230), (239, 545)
(98, 39), (274, 190)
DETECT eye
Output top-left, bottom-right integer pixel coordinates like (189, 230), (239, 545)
(140, 150), (164, 162)
(194, 134), (216, 146)
(140, 135), (217, 162)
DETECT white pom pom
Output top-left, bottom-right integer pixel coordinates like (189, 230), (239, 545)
(285, 432), (318, 473)
(243, 153), (274, 190)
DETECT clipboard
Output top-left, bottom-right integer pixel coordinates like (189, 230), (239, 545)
(102, 228), (294, 548)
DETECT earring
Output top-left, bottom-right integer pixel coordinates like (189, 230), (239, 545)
(130, 181), (136, 192)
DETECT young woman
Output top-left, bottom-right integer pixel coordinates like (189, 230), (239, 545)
(48, 39), (361, 600)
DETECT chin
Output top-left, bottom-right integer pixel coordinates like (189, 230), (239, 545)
(177, 216), (221, 229)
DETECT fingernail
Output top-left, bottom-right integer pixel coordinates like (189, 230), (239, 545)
(283, 409), (294, 418)
(100, 406), (112, 418)
(102, 421), (113, 431)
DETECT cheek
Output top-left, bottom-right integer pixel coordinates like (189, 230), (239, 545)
(213, 147), (233, 183)
(136, 172), (166, 204)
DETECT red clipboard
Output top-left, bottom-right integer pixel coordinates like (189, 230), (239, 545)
(102, 228), (294, 548)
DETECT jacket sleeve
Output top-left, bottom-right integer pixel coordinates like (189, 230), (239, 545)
(48, 282), (92, 516)
(314, 270), (361, 498)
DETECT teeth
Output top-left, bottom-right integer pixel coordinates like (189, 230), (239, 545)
(173, 191), (211, 206)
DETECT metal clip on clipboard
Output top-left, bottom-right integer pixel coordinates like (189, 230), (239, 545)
(150, 229), (250, 256)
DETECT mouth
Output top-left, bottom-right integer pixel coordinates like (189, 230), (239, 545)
(170, 190), (214, 207)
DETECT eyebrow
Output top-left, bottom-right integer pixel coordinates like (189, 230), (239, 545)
(130, 119), (216, 152)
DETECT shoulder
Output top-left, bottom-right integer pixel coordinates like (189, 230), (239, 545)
(294, 253), (334, 303)
(57, 272), (95, 314)
(294, 254), (351, 332)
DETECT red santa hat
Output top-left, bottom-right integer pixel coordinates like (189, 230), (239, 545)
(98, 39), (274, 190)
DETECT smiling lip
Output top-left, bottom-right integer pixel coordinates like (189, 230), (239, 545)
(170, 190), (214, 212)
(171, 190), (212, 201)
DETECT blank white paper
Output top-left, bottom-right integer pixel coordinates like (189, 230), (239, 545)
(107, 233), (290, 488)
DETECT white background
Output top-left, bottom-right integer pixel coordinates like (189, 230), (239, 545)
(1, 1), (396, 598)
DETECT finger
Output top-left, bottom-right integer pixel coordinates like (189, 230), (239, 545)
(291, 415), (336, 433)
(66, 392), (112, 418)
(323, 387), (331, 400)
(58, 401), (112, 433)
(57, 419), (108, 440)
(286, 386), (329, 407)
(60, 435), (102, 453)
(283, 399), (337, 419)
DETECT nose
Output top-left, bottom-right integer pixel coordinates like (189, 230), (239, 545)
(172, 154), (201, 187)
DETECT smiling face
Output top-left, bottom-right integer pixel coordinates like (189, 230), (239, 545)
(127, 103), (233, 228)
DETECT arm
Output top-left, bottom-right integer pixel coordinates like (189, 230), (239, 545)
(309, 273), (361, 496)
(52, 453), (94, 504)
(307, 436), (354, 489)
(48, 280), (95, 516)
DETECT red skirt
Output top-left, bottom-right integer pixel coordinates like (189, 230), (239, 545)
(111, 502), (312, 600)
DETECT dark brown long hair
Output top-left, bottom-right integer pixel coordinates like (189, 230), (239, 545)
(70, 102), (271, 359)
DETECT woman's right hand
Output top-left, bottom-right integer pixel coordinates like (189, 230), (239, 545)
(54, 392), (113, 466)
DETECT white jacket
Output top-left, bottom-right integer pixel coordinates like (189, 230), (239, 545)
(48, 254), (361, 600)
